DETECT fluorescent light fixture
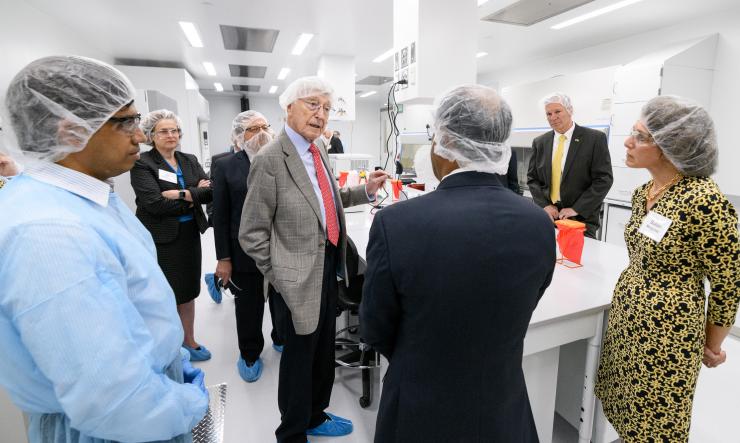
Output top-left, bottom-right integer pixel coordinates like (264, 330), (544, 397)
(178, 21), (203, 48)
(269, 85), (278, 94)
(203, 62), (217, 76)
(477, 0), (489, 5)
(476, 52), (488, 58)
(551, 0), (645, 30)
(359, 91), (377, 98)
(291, 33), (314, 55)
(214, 82), (223, 92)
(372, 48), (395, 63)
(277, 67), (291, 80)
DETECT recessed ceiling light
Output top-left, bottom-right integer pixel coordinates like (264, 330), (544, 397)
(477, 0), (489, 5)
(178, 22), (204, 48)
(551, 0), (645, 30)
(269, 85), (278, 94)
(277, 67), (290, 80)
(359, 91), (377, 98)
(291, 33), (314, 55)
(372, 48), (395, 63)
(203, 62), (217, 76)
(476, 52), (488, 58)
(214, 82), (223, 92)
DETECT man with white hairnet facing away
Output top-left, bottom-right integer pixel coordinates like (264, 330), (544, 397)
(0, 56), (208, 442)
(239, 76), (389, 443)
(527, 93), (613, 238)
(361, 85), (556, 443)
(212, 110), (283, 383)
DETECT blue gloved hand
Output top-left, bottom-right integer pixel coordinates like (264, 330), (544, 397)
(182, 353), (207, 396)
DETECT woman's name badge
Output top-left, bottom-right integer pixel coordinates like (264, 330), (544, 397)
(158, 169), (178, 184)
(639, 211), (672, 242)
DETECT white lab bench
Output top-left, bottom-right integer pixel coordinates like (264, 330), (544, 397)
(344, 204), (628, 443)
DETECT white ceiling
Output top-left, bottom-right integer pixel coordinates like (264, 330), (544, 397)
(23, 0), (740, 101)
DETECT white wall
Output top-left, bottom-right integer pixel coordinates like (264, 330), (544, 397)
(0, 1), (109, 153)
(482, 7), (740, 195)
(204, 95), (383, 167)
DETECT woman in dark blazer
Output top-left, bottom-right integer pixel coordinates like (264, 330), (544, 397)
(131, 109), (213, 361)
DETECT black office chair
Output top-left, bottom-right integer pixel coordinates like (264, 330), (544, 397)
(335, 238), (380, 408)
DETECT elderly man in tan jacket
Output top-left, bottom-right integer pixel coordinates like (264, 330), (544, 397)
(239, 76), (388, 443)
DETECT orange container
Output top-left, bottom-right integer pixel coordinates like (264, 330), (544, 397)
(338, 171), (349, 187)
(391, 179), (402, 200)
(554, 219), (586, 268)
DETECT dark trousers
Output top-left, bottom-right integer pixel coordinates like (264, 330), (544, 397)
(273, 244), (338, 443)
(231, 271), (282, 364)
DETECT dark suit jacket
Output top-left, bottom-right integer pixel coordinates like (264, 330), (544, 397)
(328, 136), (344, 154)
(207, 149), (234, 225)
(496, 149), (522, 195)
(212, 150), (258, 273)
(527, 124), (612, 235)
(130, 148), (212, 244)
(360, 171), (555, 443)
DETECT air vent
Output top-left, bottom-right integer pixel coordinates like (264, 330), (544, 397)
(114, 58), (187, 70)
(220, 25), (279, 52)
(356, 75), (393, 85)
(482, 0), (594, 26)
(229, 64), (267, 79)
(232, 85), (261, 92)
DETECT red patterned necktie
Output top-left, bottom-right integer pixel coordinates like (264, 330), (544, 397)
(309, 143), (339, 246)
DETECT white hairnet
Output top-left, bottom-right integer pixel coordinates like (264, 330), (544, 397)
(140, 109), (182, 147)
(4, 55), (136, 163)
(641, 95), (717, 177)
(278, 76), (335, 112)
(542, 92), (574, 115)
(231, 110), (269, 148)
(432, 84), (512, 175)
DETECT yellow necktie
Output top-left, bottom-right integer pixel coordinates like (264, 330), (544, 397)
(550, 134), (566, 203)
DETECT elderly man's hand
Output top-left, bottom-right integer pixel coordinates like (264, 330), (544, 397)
(543, 205), (559, 221)
(365, 170), (390, 197)
(559, 208), (578, 219)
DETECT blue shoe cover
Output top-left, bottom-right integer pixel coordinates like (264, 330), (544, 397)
(184, 344), (212, 361)
(204, 273), (222, 304)
(306, 413), (353, 436)
(237, 357), (263, 382)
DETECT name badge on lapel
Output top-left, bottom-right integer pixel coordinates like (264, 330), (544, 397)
(158, 169), (178, 184)
(638, 211), (672, 242)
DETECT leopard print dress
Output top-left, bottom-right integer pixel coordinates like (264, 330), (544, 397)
(595, 176), (740, 442)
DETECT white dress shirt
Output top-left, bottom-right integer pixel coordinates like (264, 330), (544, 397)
(551, 122), (576, 173)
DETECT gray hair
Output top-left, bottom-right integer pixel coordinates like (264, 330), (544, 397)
(140, 109), (182, 147)
(542, 92), (574, 115)
(432, 84), (512, 175)
(278, 76), (334, 112)
(4, 55), (135, 163)
(641, 96), (717, 177)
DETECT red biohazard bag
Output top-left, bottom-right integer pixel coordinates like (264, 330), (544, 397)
(554, 219), (586, 268)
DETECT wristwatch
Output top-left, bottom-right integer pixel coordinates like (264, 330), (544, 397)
(178, 190), (186, 200)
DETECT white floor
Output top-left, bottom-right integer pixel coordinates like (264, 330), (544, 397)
(193, 228), (739, 443)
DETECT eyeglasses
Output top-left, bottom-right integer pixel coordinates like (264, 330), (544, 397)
(154, 128), (182, 137)
(629, 129), (654, 145)
(108, 113), (141, 134)
(245, 124), (271, 134)
(300, 98), (334, 114)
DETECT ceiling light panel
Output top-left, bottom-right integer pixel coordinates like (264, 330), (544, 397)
(359, 91), (377, 98)
(228, 64), (267, 78)
(372, 48), (395, 63)
(551, 0), (645, 30)
(476, 52), (488, 58)
(220, 25), (279, 52)
(482, 0), (594, 26)
(232, 85), (261, 92)
(214, 83), (224, 92)
(277, 68), (291, 80)
(292, 33), (314, 55)
(269, 85), (278, 94)
(179, 22), (204, 48)
(203, 62), (217, 76)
